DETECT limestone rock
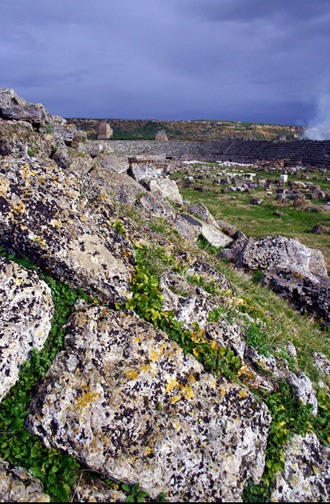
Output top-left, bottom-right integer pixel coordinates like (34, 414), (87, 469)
(72, 475), (126, 502)
(313, 352), (330, 378)
(0, 159), (134, 304)
(148, 178), (183, 205)
(0, 89), (53, 128)
(97, 121), (113, 140)
(159, 271), (218, 329)
(261, 268), (330, 326)
(138, 192), (177, 221)
(241, 236), (327, 278)
(271, 433), (330, 502)
(88, 165), (146, 205)
(128, 160), (168, 183)
(286, 371), (318, 415)
(0, 458), (50, 502)
(206, 320), (246, 360)
(27, 306), (271, 502)
(188, 203), (218, 227)
(0, 257), (53, 401)
(155, 130), (168, 141)
(173, 214), (233, 248)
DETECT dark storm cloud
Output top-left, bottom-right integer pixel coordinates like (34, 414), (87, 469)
(1, 0), (329, 124)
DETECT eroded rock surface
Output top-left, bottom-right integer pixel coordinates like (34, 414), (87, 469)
(0, 257), (53, 400)
(27, 306), (271, 502)
(241, 235), (327, 278)
(0, 159), (134, 303)
(0, 459), (50, 502)
(271, 433), (330, 502)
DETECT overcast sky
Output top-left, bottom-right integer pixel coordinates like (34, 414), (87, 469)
(1, 0), (330, 125)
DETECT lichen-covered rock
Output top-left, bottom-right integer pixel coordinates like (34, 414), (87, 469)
(271, 433), (330, 502)
(138, 191), (177, 221)
(27, 306), (271, 502)
(286, 371), (318, 415)
(0, 159), (134, 304)
(88, 165), (146, 205)
(241, 236), (327, 278)
(128, 160), (168, 182)
(314, 352), (330, 378)
(0, 458), (50, 502)
(206, 320), (246, 360)
(148, 178), (183, 205)
(0, 89), (53, 128)
(173, 214), (233, 248)
(188, 203), (218, 227)
(262, 268), (330, 326)
(72, 475), (126, 502)
(159, 271), (218, 329)
(0, 257), (53, 401)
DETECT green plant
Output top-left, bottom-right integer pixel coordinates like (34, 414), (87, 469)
(121, 483), (148, 502)
(245, 322), (270, 357)
(208, 307), (223, 322)
(112, 219), (127, 236)
(196, 235), (221, 257)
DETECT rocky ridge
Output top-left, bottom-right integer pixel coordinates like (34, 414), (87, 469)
(0, 89), (330, 502)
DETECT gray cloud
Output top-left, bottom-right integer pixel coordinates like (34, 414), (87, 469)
(0, 0), (329, 124)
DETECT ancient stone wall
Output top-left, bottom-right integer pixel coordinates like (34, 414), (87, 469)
(107, 139), (330, 168)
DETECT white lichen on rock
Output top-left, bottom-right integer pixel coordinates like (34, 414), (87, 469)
(27, 306), (271, 502)
(0, 257), (53, 401)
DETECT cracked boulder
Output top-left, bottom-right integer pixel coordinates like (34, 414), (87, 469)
(271, 433), (330, 502)
(159, 271), (218, 329)
(0, 257), (53, 401)
(0, 458), (50, 502)
(173, 214), (233, 248)
(0, 159), (134, 304)
(240, 235), (327, 278)
(27, 306), (271, 502)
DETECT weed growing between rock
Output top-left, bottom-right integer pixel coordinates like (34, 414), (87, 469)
(123, 244), (242, 379)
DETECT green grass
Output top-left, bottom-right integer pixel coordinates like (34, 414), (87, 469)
(178, 181), (330, 269)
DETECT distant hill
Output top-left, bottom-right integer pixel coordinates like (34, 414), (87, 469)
(66, 118), (304, 141)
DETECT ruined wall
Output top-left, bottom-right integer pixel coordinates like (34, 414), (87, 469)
(107, 139), (330, 168)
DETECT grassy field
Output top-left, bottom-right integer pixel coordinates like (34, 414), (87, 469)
(172, 166), (330, 269)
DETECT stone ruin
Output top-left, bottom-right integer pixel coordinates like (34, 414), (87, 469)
(155, 129), (168, 141)
(97, 121), (113, 140)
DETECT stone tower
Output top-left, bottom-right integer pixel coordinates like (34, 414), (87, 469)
(155, 130), (168, 141)
(98, 121), (113, 140)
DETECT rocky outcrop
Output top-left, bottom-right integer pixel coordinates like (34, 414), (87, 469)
(271, 433), (330, 502)
(27, 306), (271, 502)
(0, 159), (134, 304)
(147, 178), (183, 205)
(173, 214), (233, 248)
(0, 89), (56, 128)
(261, 268), (330, 326)
(240, 236), (327, 278)
(0, 257), (53, 401)
(0, 459), (50, 502)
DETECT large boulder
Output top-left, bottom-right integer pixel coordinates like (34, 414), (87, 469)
(147, 178), (183, 205)
(0, 159), (134, 304)
(0, 89), (54, 128)
(261, 268), (330, 326)
(240, 236), (327, 278)
(271, 433), (330, 502)
(0, 257), (53, 401)
(27, 306), (271, 502)
(128, 159), (168, 183)
(173, 214), (233, 248)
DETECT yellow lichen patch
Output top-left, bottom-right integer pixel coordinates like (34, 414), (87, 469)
(149, 349), (160, 362)
(133, 336), (142, 343)
(188, 374), (196, 383)
(220, 387), (226, 396)
(166, 377), (180, 393)
(180, 384), (194, 400)
(125, 369), (140, 380)
(239, 390), (248, 399)
(75, 391), (101, 409)
(141, 364), (152, 372)
(169, 395), (181, 404)
(144, 447), (155, 457)
(50, 219), (62, 227)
